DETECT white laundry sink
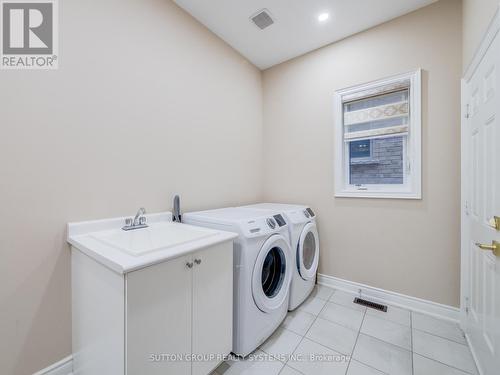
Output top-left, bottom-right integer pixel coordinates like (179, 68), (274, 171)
(90, 221), (217, 256)
(68, 211), (237, 273)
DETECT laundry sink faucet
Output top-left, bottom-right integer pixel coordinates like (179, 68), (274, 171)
(122, 207), (148, 231)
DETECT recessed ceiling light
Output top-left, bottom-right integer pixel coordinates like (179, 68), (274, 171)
(318, 13), (329, 22)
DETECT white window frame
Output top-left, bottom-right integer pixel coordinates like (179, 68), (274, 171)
(334, 69), (422, 199)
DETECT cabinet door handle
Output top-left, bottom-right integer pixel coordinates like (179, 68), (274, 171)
(194, 259), (202, 265)
(186, 262), (194, 269)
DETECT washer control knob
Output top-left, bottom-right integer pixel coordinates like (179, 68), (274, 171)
(266, 218), (276, 229)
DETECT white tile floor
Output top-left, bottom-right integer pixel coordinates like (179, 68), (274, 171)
(212, 285), (478, 375)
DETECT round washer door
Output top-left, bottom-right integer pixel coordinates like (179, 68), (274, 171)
(252, 234), (292, 313)
(297, 222), (319, 280)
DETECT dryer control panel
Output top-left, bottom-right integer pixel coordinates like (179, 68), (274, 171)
(273, 214), (286, 227)
(242, 216), (286, 236)
(266, 218), (276, 229)
(287, 208), (315, 224)
(303, 208), (315, 218)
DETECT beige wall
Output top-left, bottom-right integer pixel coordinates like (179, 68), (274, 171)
(262, 0), (462, 306)
(463, 0), (499, 69)
(0, 0), (263, 373)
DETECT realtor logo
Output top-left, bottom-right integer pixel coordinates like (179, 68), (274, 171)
(1, 0), (58, 69)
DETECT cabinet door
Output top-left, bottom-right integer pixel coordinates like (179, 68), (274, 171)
(126, 255), (192, 375)
(192, 242), (233, 375)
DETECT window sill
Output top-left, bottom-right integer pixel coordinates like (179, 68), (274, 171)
(335, 189), (422, 200)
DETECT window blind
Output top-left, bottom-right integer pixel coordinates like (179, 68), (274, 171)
(343, 87), (410, 141)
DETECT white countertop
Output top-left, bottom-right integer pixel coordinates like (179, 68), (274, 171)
(67, 212), (237, 274)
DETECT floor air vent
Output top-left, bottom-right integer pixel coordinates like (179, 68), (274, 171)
(251, 9), (274, 30)
(354, 298), (388, 312)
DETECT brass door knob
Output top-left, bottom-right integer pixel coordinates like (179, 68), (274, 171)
(488, 216), (500, 231)
(475, 241), (500, 256)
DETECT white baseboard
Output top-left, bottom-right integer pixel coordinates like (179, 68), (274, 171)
(32, 355), (73, 375)
(317, 273), (460, 323)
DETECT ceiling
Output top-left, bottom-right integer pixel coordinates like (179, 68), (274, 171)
(173, 0), (438, 70)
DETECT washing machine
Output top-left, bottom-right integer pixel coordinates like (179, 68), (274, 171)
(242, 204), (319, 311)
(183, 207), (292, 357)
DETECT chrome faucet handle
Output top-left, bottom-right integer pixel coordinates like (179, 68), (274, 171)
(122, 208), (148, 231)
(133, 207), (146, 225)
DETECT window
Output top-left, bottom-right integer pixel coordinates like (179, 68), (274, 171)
(350, 140), (372, 159)
(334, 70), (422, 199)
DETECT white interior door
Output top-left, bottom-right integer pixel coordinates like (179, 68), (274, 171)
(462, 28), (500, 375)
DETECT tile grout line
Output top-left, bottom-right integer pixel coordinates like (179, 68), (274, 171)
(364, 308), (412, 328)
(298, 333), (356, 358)
(286, 290), (338, 370)
(412, 329), (477, 372)
(412, 312), (477, 375)
(349, 307), (411, 375)
(411, 352), (478, 375)
(345, 303), (367, 375)
(372, 309), (469, 351)
(312, 312), (365, 333)
(328, 300), (367, 312)
(406, 310), (469, 345)
(294, 289), (354, 374)
(301, 294), (330, 337)
(278, 352), (307, 375)
(353, 331), (412, 352)
(352, 360), (391, 375)
(267, 326), (303, 367)
(312, 286), (335, 302)
(347, 327), (413, 374)
(356, 330), (413, 353)
(314, 309), (367, 333)
(281, 288), (332, 374)
(259, 286), (335, 372)
(412, 326), (470, 346)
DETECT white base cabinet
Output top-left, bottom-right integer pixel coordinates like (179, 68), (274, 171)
(72, 241), (233, 375)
